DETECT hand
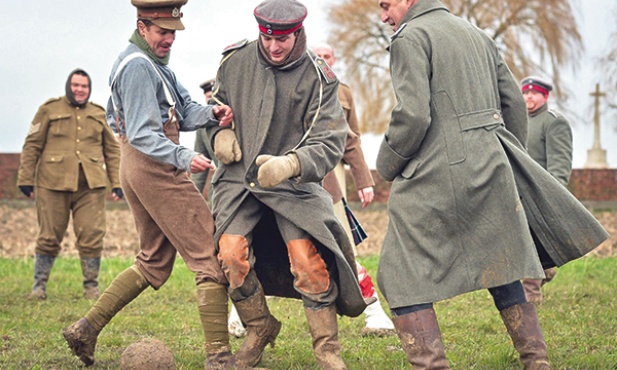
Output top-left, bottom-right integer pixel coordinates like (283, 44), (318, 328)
(358, 187), (374, 208)
(190, 153), (216, 173)
(212, 105), (233, 127)
(19, 185), (34, 198)
(256, 153), (301, 188)
(111, 187), (124, 201)
(214, 129), (242, 164)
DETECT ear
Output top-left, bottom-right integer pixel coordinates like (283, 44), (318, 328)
(137, 21), (146, 37)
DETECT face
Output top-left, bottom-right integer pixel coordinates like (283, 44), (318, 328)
(523, 89), (548, 113)
(313, 46), (336, 67)
(378, 0), (414, 32)
(138, 22), (176, 58)
(70, 74), (90, 105)
(260, 33), (296, 63)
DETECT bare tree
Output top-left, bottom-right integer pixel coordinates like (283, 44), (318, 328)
(327, 0), (583, 133)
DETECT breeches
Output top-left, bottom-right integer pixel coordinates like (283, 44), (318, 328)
(35, 167), (106, 258)
(218, 195), (336, 306)
(119, 140), (226, 289)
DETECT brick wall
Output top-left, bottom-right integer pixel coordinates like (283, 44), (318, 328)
(1, 153), (616, 202)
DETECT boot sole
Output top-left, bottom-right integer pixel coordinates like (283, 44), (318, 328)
(62, 328), (95, 366)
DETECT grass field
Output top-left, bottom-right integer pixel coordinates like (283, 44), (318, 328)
(1, 255), (616, 369)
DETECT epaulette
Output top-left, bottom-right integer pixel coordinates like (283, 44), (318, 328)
(222, 39), (248, 55)
(547, 109), (558, 118)
(313, 56), (337, 84)
(90, 102), (105, 111)
(43, 97), (62, 105)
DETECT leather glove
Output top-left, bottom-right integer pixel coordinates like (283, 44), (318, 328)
(19, 185), (33, 198)
(112, 188), (124, 199)
(256, 153), (301, 188)
(214, 129), (242, 164)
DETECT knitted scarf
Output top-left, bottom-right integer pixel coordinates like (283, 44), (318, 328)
(129, 29), (170, 65)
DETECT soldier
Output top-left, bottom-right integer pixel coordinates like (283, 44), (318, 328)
(62, 1), (237, 368)
(207, 0), (367, 368)
(521, 76), (573, 304)
(313, 43), (395, 337)
(17, 68), (122, 301)
(375, 0), (606, 369)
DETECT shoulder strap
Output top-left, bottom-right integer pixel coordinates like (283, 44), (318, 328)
(110, 52), (175, 114)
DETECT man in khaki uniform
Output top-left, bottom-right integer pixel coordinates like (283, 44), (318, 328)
(313, 43), (395, 337)
(17, 68), (122, 301)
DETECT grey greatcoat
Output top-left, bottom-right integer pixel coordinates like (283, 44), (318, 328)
(207, 40), (366, 317)
(376, 0), (608, 309)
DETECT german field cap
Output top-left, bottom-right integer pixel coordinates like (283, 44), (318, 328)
(254, 0), (308, 36)
(521, 76), (553, 95)
(200, 79), (215, 93)
(132, 0), (188, 31)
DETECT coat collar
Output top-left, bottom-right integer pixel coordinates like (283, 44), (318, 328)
(389, 0), (450, 45)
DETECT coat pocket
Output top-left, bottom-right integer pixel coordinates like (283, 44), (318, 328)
(49, 114), (72, 136)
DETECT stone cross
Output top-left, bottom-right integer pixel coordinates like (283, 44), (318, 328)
(584, 83), (608, 169)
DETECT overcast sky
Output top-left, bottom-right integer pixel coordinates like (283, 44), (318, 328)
(0, 0), (614, 169)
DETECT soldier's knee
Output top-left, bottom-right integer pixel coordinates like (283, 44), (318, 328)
(287, 239), (330, 295)
(218, 234), (251, 289)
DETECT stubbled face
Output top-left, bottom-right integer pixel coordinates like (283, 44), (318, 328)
(260, 33), (296, 63)
(313, 45), (336, 67)
(139, 22), (176, 58)
(523, 89), (549, 113)
(70, 74), (90, 105)
(378, 0), (413, 32)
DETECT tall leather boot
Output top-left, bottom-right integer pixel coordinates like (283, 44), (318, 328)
(233, 283), (282, 367)
(198, 281), (238, 370)
(392, 308), (450, 369)
(30, 253), (56, 300)
(305, 304), (348, 370)
(81, 257), (101, 300)
(63, 265), (149, 366)
(500, 302), (551, 370)
(522, 278), (543, 304)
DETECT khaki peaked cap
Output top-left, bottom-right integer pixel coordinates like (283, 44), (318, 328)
(132, 0), (188, 30)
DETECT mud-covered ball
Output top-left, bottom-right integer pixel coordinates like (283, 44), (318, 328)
(120, 338), (176, 370)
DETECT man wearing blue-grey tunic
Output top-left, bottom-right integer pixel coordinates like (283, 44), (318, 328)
(62, 1), (237, 368)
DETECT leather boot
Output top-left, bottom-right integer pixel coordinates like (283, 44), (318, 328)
(500, 302), (551, 370)
(233, 284), (282, 367)
(81, 257), (101, 300)
(63, 266), (149, 366)
(305, 304), (348, 370)
(198, 281), (237, 370)
(29, 253), (55, 300)
(392, 308), (450, 369)
(522, 278), (543, 304)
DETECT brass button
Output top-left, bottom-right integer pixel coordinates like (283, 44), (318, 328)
(250, 182), (256, 188)
(78, 127), (82, 130)
(76, 150), (80, 154)
(77, 116), (81, 120)
(76, 139), (80, 143)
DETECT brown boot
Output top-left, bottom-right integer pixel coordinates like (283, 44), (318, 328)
(234, 284), (282, 367)
(522, 278), (543, 304)
(391, 308), (450, 369)
(29, 254), (55, 300)
(81, 257), (101, 300)
(304, 304), (347, 370)
(500, 302), (551, 370)
(62, 318), (100, 367)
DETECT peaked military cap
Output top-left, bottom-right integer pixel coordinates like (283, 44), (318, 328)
(254, 0), (308, 36)
(199, 79), (215, 93)
(521, 76), (553, 95)
(132, 0), (188, 31)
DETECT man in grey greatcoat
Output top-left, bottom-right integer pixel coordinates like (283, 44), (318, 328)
(521, 76), (573, 304)
(374, 0), (607, 369)
(206, 0), (366, 368)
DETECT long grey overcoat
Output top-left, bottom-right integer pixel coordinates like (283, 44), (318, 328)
(376, 0), (607, 309)
(207, 40), (366, 317)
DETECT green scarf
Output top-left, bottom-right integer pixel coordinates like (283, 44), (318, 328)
(129, 29), (170, 65)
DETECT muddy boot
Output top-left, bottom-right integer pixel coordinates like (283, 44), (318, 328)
(522, 279), (543, 304)
(234, 284), (282, 367)
(500, 302), (551, 370)
(304, 304), (347, 370)
(81, 257), (101, 300)
(542, 268), (557, 286)
(392, 308), (450, 370)
(29, 253), (55, 300)
(63, 265), (149, 367)
(198, 281), (237, 370)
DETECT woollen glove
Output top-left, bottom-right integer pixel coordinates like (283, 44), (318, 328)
(256, 153), (301, 188)
(214, 129), (242, 164)
(19, 185), (33, 198)
(112, 188), (124, 199)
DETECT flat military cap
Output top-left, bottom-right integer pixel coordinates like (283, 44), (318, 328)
(521, 76), (553, 95)
(254, 0), (308, 35)
(200, 79), (215, 93)
(132, 0), (188, 31)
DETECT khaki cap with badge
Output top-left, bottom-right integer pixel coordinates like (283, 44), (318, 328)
(131, 0), (188, 30)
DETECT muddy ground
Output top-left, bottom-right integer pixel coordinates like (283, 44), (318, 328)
(1, 201), (615, 258)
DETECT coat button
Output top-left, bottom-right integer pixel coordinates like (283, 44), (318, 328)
(250, 182), (256, 188)
(493, 113), (500, 119)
